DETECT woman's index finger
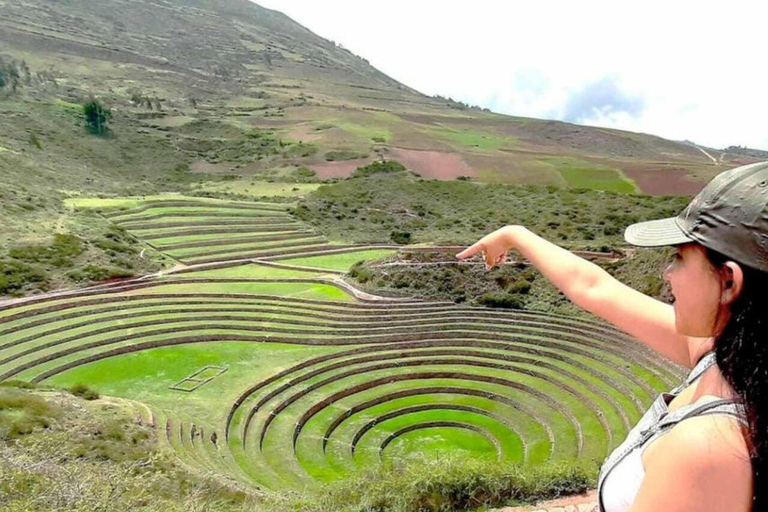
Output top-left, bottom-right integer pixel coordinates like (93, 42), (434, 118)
(456, 243), (482, 260)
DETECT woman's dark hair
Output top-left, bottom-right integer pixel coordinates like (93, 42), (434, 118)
(706, 247), (768, 510)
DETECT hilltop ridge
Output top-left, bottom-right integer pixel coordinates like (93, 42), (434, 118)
(1, 0), (759, 198)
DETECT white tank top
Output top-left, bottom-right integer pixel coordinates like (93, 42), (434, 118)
(597, 351), (749, 512)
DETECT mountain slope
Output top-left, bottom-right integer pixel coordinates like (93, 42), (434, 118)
(0, 0), (760, 206)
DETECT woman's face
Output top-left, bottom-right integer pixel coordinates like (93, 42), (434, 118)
(663, 243), (726, 337)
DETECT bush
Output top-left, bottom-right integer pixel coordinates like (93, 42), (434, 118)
(296, 454), (597, 512)
(282, 141), (317, 158)
(0, 380), (37, 389)
(286, 166), (320, 183)
(69, 383), (100, 401)
(0, 388), (61, 439)
(349, 262), (374, 284)
(8, 233), (84, 267)
(83, 99), (112, 135)
(350, 159), (407, 178)
(390, 231), (412, 244)
(0, 259), (49, 296)
(477, 292), (524, 309)
(324, 150), (368, 161)
(506, 279), (532, 295)
(65, 264), (134, 283)
(28, 132), (42, 149)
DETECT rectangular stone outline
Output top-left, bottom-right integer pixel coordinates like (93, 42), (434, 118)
(170, 365), (228, 392)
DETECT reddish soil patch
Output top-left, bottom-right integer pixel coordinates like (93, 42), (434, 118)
(388, 147), (477, 180)
(310, 158), (374, 178)
(190, 161), (233, 174)
(623, 166), (706, 196)
(286, 124), (323, 143)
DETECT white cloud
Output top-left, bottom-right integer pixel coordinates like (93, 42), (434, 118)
(253, 0), (768, 149)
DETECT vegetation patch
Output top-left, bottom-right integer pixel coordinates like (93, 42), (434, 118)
(350, 248), (673, 318)
(277, 249), (397, 271)
(333, 120), (391, 143)
(294, 171), (688, 245)
(297, 454), (596, 512)
(349, 159), (409, 179)
(194, 179), (322, 198)
(0, 258), (49, 296)
(538, 156), (638, 194)
(0, 387), (61, 439)
(0, 388), (254, 512)
(428, 125), (520, 151)
(324, 149), (369, 161)
(69, 383), (100, 400)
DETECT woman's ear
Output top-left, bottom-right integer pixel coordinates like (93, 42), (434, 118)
(721, 261), (744, 305)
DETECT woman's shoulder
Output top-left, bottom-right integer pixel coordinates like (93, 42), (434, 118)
(648, 411), (751, 485)
(667, 412), (751, 460)
(635, 414), (752, 511)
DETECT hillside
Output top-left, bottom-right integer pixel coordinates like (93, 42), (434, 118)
(1, 0), (760, 200)
(0, 0), (755, 301)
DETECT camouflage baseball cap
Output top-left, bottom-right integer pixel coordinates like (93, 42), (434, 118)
(624, 161), (768, 271)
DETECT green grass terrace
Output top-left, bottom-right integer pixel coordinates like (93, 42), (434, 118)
(0, 257), (685, 491)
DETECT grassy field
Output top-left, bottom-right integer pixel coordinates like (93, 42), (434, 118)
(194, 180), (322, 198)
(537, 156), (638, 193)
(276, 249), (398, 271)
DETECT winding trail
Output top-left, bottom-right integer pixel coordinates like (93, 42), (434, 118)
(694, 145), (718, 165)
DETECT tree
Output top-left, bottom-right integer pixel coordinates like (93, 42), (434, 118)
(0, 57), (21, 92)
(83, 99), (111, 135)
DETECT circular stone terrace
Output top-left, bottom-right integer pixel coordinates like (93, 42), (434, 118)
(0, 197), (686, 492)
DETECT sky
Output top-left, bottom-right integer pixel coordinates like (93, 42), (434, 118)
(253, 0), (767, 150)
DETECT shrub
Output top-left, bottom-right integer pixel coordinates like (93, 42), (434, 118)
(28, 132), (42, 149)
(350, 159), (407, 178)
(324, 150), (368, 161)
(0, 259), (49, 296)
(65, 265), (134, 283)
(390, 231), (412, 244)
(349, 261), (375, 284)
(83, 99), (112, 135)
(0, 388), (61, 439)
(69, 383), (100, 401)
(296, 454), (597, 512)
(506, 279), (532, 294)
(286, 166), (320, 183)
(477, 292), (524, 309)
(282, 141), (317, 158)
(0, 380), (37, 389)
(8, 233), (84, 267)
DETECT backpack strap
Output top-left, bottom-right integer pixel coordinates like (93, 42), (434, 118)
(697, 402), (750, 427)
(670, 350), (717, 394)
(645, 396), (744, 435)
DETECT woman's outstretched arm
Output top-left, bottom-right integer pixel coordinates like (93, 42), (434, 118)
(456, 225), (696, 368)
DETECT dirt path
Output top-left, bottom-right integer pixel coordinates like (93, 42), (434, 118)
(694, 145), (718, 165)
(491, 489), (597, 512)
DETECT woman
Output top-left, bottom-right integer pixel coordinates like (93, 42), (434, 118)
(456, 161), (768, 512)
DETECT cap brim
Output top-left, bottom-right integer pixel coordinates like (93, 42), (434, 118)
(624, 217), (693, 247)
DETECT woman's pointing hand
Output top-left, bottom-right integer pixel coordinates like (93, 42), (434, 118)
(456, 226), (517, 270)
